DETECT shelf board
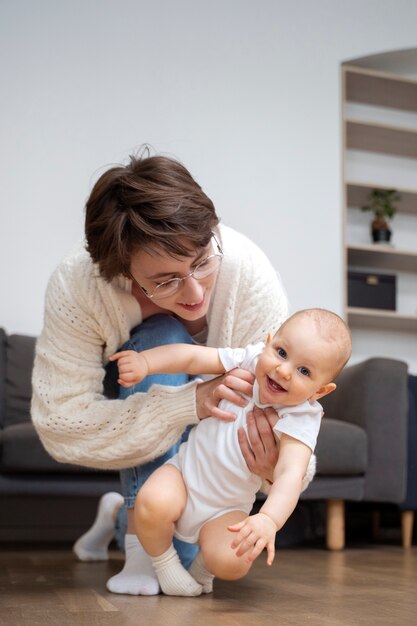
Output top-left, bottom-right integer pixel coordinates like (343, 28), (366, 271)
(346, 182), (417, 215)
(346, 119), (417, 159)
(348, 244), (417, 272)
(344, 64), (417, 85)
(347, 307), (417, 332)
(344, 66), (417, 113)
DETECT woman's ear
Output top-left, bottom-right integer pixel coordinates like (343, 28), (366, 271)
(312, 382), (336, 401)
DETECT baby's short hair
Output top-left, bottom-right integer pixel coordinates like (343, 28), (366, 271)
(281, 308), (352, 379)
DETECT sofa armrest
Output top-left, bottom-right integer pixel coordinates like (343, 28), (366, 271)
(320, 357), (408, 504)
(0, 328), (6, 428)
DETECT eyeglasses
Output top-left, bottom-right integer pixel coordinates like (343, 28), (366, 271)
(128, 232), (223, 301)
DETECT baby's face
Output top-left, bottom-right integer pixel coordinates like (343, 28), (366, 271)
(255, 316), (337, 406)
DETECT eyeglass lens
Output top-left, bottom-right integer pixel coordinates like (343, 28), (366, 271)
(152, 254), (222, 299)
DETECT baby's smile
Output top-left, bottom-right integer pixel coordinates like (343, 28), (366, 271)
(266, 376), (287, 394)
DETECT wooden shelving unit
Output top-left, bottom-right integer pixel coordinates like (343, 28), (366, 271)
(343, 65), (417, 335)
(346, 182), (417, 215)
(347, 307), (417, 332)
(345, 65), (417, 113)
(346, 119), (417, 159)
(347, 244), (417, 273)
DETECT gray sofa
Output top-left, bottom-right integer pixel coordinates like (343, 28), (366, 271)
(0, 328), (410, 547)
(302, 357), (409, 549)
(0, 329), (120, 542)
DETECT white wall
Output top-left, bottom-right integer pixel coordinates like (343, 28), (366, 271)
(1, 1), (416, 364)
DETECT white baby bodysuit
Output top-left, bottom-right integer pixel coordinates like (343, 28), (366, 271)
(166, 343), (322, 543)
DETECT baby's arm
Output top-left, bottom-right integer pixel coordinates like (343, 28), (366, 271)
(228, 434), (311, 565)
(110, 343), (225, 388)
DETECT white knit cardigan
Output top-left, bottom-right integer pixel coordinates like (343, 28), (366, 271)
(31, 225), (288, 470)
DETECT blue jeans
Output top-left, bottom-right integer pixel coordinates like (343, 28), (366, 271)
(107, 314), (198, 569)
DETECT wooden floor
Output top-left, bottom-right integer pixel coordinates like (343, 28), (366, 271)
(0, 546), (416, 626)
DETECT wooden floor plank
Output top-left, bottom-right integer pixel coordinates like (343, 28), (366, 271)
(0, 546), (415, 626)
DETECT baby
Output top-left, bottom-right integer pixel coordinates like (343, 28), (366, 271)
(111, 308), (351, 596)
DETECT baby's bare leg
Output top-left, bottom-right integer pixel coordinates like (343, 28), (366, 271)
(135, 464), (187, 556)
(199, 511), (253, 581)
(135, 464), (202, 596)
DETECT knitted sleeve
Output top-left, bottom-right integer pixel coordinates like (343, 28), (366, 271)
(31, 263), (199, 471)
(209, 229), (289, 349)
(235, 238), (288, 345)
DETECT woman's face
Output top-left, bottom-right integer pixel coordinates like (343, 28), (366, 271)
(129, 238), (220, 321)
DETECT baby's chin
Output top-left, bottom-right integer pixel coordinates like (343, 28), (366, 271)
(259, 390), (304, 407)
(275, 393), (310, 406)
(286, 393), (313, 405)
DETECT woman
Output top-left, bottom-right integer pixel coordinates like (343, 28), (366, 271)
(31, 151), (288, 595)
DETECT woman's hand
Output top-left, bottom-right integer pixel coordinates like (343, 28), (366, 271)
(238, 406), (279, 482)
(195, 368), (255, 422)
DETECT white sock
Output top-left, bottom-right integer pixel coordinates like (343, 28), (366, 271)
(188, 551), (214, 594)
(106, 534), (160, 596)
(73, 492), (124, 561)
(188, 552), (214, 593)
(151, 544), (202, 597)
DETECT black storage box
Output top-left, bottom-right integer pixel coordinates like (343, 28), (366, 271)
(348, 270), (396, 310)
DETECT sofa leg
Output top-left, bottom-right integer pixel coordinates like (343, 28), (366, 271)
(371, 510), (381, 542)
(401, 510), (414, 548)
(326, 499), (345, 550)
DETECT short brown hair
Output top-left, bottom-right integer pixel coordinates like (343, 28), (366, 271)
(85, 153), (219, 280)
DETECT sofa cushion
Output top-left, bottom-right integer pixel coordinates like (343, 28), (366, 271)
(5, 334), (36, 428)
(315, 418), (367, 476)
(1, 422), (96, 473)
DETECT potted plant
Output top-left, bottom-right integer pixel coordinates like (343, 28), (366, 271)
(361, 188), (400, 244)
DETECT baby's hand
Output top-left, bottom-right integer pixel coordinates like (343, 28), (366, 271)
(228, 513), (278, 566)
(109, 350), (149, 387)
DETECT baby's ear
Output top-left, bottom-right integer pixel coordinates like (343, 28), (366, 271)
(312, 382), (336, 401)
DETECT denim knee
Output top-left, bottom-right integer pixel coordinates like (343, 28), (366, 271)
(119, 315), (193, 398)
(128, 314), (194, 353)
(104, 314), (194, 399)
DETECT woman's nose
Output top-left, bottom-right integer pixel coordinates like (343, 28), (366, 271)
(180, 276), (204, 302)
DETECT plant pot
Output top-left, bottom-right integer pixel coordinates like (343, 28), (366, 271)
(372, 227), (391, 243)
(371, 217), (392, 243)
